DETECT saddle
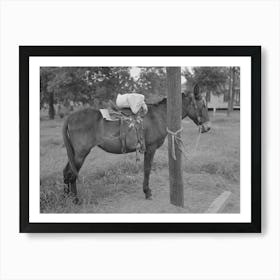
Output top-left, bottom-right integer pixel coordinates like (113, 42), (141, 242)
(100, 101), (146, 160)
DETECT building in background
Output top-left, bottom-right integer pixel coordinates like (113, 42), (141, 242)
(182, 83), (240, 110)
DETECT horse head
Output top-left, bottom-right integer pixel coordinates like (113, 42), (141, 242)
(182, 84), (211, 133)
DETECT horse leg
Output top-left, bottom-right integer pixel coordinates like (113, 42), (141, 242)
(143, 145), (157, 199)
(63, 162), (76, 194)
(63, 161), (79, 204)
(63, 149), (90, 203)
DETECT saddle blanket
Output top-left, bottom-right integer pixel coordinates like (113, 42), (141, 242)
(99, 108), (135, 122)
(99, 109), (116, 121)
(99, 108), (142, 124)
(116, 93), (147, 114)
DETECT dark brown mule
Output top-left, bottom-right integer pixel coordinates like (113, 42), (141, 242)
(63, 90), (210, 201)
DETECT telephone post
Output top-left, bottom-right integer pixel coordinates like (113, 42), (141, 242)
(166, 67), (184, 207)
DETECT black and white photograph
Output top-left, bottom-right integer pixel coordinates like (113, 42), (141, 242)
(40, 66), (240, 214)
(20, 46), (260, 232)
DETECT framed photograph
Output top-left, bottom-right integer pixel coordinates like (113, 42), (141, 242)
(20, 46), (261, 233)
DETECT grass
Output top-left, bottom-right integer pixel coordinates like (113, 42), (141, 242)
(40, 110), (240, 213)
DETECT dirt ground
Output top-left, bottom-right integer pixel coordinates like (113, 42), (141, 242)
(40, 110), (240, 213)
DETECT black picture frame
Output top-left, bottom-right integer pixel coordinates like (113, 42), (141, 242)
(20, 46), (261, 233)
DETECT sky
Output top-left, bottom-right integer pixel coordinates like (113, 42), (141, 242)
(130, 67), (141, 79)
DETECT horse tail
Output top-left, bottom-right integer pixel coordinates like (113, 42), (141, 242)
(62, 119), (78, 177)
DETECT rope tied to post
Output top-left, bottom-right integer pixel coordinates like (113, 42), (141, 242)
(166, 127), (184, 160)
(167, 126), (201, 161)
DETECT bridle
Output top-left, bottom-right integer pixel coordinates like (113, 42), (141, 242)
(190, 84), (208, 127)
(190, 93), (203, 125)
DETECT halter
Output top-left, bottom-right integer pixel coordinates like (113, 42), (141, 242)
(190, 93), (202, 125)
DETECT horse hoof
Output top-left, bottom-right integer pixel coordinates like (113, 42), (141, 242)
(145, 193), (152, 200)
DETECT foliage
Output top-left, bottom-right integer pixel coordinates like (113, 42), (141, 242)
(135, 67), (167, 100)
(85, 67), (136, 102)
(40, 68), (56, 108)
(40, 66), (240, 119)
(40, 67), (168, 113)
(40, 67), (136, 107)
(183, 67), (230, 94)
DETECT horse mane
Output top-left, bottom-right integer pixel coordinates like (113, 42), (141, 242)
(146, 97), (167, 107)
(145, 90), (200, 110)
(146, 92), (191, 107)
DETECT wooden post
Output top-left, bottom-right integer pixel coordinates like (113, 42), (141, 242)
(230, 67), (236, 111)
(227, 67), (236, 116)
(166, 67), (184, 207)
(227, 67), (232, 116)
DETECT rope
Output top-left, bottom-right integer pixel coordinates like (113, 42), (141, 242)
(166, 127), (182, 160)
(192, 130), (201, 157)
(167, 126), (201, 161)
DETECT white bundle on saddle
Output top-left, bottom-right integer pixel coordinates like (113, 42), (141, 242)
(116, 93), (148, 114)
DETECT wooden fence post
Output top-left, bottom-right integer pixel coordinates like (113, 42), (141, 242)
(166, 67), (184, 207)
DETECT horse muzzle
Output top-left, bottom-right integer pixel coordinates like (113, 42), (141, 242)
(200, 122), (211, 133)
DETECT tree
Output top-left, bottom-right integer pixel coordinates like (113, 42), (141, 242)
(166, 67), (184, 207)
(46, 67), (92, 105)
(135, 67), (167, 102)
(183, 67), (229, 101)
(40, 67), (136, 119)
(227, 67), (238, 116)
(40, 67), (56, 119)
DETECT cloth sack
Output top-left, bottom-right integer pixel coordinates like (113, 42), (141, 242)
(116, 93), (147, 114)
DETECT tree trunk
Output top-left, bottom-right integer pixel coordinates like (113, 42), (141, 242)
(166, 67), (184, 207)
(229, 67), (236, 111)
(48, 91), (55, 120)
(227, 67), (233, 116)
(206, 90), (210, 104)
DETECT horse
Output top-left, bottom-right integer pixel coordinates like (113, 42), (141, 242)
(62, 89), (211, 202)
